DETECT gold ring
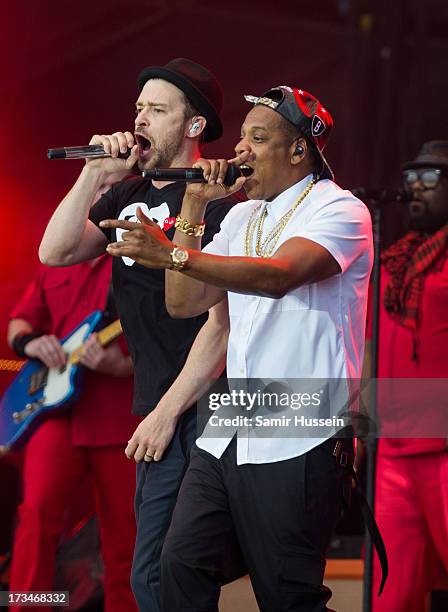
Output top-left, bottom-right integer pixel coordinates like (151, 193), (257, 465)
(145, 452), (154, 460)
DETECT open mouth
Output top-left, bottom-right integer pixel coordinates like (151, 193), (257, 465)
(239, 164), (254, 178)
(409, 200), (426, 216)
(135, 134), (152, 157)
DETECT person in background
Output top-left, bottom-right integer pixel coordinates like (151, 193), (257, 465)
(371, 141), (448, 611)
(8, 250), (138, 612)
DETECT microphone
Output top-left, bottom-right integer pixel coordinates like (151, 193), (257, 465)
(47, 145), (131, 160)
(352, 187), (412, 203)
(143, 165), (253, 187)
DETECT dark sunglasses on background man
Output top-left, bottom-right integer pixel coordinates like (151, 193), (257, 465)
(402, 168), (443, 190)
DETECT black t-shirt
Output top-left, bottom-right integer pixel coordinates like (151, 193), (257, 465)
(89, 177), (235, 415)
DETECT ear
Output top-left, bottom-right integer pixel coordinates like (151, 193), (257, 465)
(291, 138), (307, 165)
(186, 116), (206, 139)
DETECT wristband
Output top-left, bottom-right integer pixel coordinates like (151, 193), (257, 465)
(174, 215), (205, 237)
(12, 332), (44, 358)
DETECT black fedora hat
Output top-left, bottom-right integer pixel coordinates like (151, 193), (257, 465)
(402, 141), (448, 171)
(137, 58), (223, 143)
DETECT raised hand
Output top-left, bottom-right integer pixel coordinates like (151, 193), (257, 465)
(101, 207), (173, 269)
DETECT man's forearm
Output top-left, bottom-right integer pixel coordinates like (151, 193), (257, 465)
(114, 355), (134, 377)
(7, 319), (33, 348)
(165, 194), (209, 311)
(157, 300), (229, 418)
(168, 205), (339, 312)
(97, 353), (133, 378)
(39, 165), (107, 265)
(180, 250), (295, 298)
(166, 249), (293, 318)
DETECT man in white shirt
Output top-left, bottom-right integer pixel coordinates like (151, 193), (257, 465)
(102, 86), (374, 611)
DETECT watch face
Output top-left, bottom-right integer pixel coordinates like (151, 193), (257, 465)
(170, 246), (189, 271)
(173, 247), (188, 264)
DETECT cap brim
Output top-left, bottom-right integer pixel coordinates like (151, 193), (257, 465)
(138, 66), (222, 143)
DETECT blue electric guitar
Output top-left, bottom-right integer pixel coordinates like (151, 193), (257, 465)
(0, 311), (123, 453)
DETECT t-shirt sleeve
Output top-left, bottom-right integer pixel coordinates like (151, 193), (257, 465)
(88, 185), (119, 243)
(201, 197), (236, 249)
(296, 198), (372, 273)
(9, 267), (51, 332)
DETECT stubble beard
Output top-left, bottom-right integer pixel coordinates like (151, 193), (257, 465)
(138, 126), (185, 172)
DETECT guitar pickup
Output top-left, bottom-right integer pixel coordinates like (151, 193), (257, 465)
(12, 400), (44, 424)
(28, 368), (48, 395)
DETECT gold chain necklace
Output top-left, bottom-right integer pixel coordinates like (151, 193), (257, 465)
(244, 177), (316, 258)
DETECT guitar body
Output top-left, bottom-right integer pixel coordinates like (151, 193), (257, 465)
(0, 311), (103, 453)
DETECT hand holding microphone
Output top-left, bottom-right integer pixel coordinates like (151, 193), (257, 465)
(48, 131), (139, 174)
(180, 151), (252, 202)
(47, 144), (133, 160)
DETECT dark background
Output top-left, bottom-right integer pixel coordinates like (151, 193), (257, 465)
(0, 0), (447, 363)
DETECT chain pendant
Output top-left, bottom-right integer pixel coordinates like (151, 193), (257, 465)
(244, 178), (316, 258)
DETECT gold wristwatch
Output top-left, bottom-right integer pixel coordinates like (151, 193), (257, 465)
(169, 246), (189, 271)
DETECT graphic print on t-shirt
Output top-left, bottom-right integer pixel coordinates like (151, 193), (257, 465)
(117, 201), (170, 266)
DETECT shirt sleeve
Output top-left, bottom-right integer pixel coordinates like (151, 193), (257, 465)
(9, 267), (51, 332)
(296, 197), (372, 273)
(88, 185), (119, 243)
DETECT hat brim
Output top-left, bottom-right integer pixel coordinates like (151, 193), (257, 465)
(402, 155), (448, 171)
(138, 66), (222, 143)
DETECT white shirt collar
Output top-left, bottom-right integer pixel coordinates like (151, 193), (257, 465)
(264, 174), (315, 222)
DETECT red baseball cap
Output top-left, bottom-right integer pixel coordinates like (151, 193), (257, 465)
(244, 86), (334, 180)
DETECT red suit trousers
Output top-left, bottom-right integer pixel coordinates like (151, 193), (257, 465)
(373, 450), (448, 611)
(9, 416), (137, 612)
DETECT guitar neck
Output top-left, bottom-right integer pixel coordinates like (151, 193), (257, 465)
(69, 319), (123, 365)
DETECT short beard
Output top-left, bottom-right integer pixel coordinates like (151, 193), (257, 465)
(138, 126), (185, 172)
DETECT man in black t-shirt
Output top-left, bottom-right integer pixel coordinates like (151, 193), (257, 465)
(89, 178), (233, 413)
(39, 58), (234, 612)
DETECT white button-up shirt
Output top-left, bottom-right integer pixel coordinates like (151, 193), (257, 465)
(197, 175), (373, 464)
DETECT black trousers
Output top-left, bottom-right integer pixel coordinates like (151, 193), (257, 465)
(160, 437), (346, 612)
(131, 408), (197, 611)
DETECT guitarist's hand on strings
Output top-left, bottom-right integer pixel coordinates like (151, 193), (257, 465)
(80, 335), (132, 377)
(24, 335), (66, 369)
